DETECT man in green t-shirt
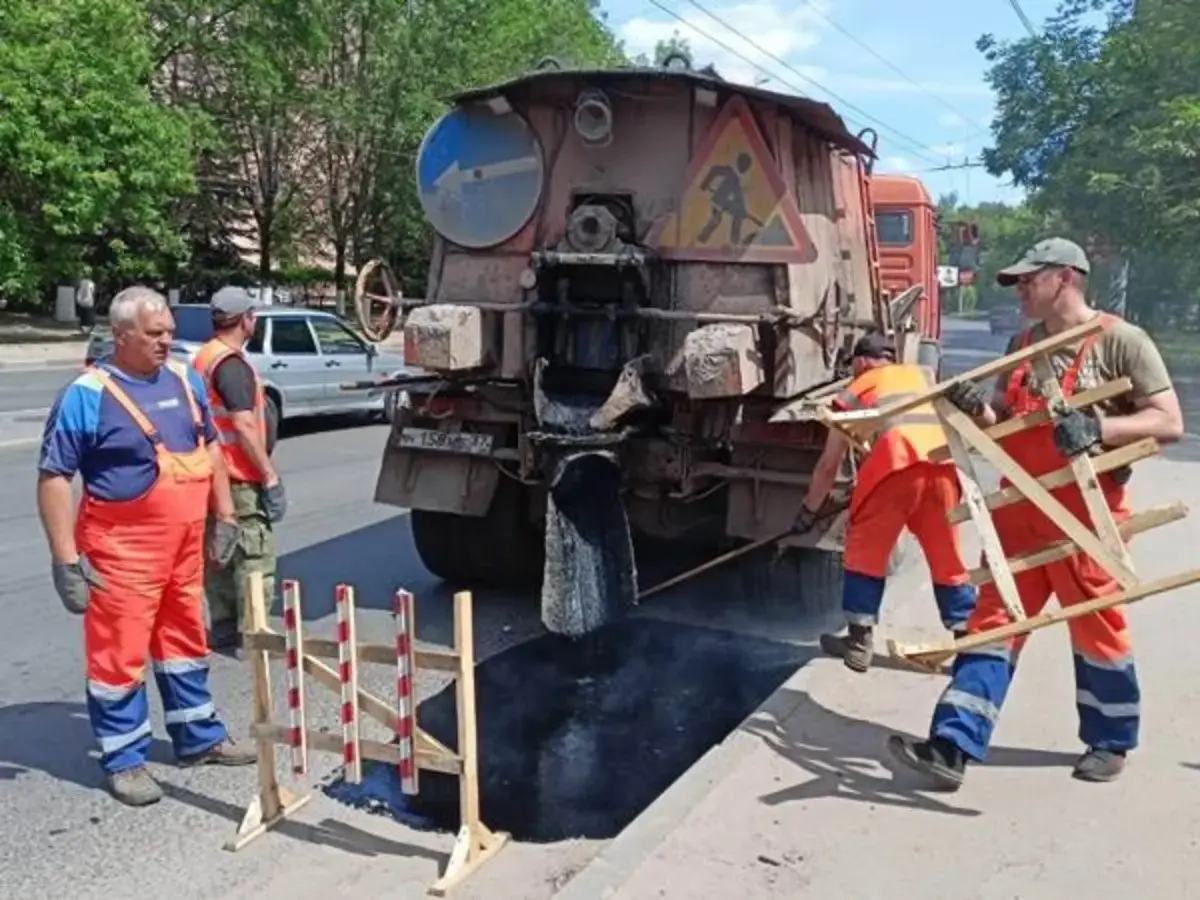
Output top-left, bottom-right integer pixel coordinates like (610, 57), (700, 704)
(888, 237), (1184, 788)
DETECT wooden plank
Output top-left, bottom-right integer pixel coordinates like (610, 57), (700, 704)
(298, 650), (461, 773)
(251, 723), (462, 775)
(939, 402), (1139, 589)
(946, 438), (1158, 524)
(243, 630), (460, 673)
(826, 317), (1107, 431)
(894, 566), (1200, 666)
(935, 398), (1025, 622)
(1029, 352), (1133, 568)
(927, 379), (1133, 463)
(967, 503), (1185, 585)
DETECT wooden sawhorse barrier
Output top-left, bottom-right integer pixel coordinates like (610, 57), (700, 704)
(224, 571), (509, 896)
(821, 316), (1200, 673)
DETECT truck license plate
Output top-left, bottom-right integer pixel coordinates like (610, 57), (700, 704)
(396, 427), (494, 456)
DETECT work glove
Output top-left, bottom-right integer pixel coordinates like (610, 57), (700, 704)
(263, 480), (287, 524)
(945, 381), (989, 418)
(51, 555), (104, 615)
(792, 505), (819, 535)
(1053, 407), (1103, 458)
(208, 518), (240, 569)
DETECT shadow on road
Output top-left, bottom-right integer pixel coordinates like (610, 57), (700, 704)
(0, 700), (173, 791)
(743, 688), (1082, 819)
(161, 781), (447, 864)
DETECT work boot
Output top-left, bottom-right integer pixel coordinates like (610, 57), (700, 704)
(207, 619), (241, 653)
(819, 624), (873, 672)
(1072, 748), (1126, 783)
(886, 734), (966, 790)
(178, 737), (257, 768)
(107, 766), (163, 807)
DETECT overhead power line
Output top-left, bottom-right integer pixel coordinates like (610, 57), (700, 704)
(1005, 0), (1039, 37)
(645, 0), (944, 166)
(793, 1), (989, 139)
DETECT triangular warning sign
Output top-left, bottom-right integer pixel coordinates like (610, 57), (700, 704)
(650, 95), (817, 264)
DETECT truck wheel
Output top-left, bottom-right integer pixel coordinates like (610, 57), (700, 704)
(795, 547), (845, 615)
(410, 477), (544, 589)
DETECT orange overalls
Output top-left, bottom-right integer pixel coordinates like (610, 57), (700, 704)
(834, 363), (976, 632)
(931, 313), (1140, 760)
(81, 361), (229, 773)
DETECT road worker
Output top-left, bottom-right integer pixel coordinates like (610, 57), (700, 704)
(888, 237), (1184, 787)
(798, 331), (977, 672)
(192, 287), (286, 651)
(36, 285), (256, 807)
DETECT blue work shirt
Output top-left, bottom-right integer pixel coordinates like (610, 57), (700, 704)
(38, 359), (218, 502)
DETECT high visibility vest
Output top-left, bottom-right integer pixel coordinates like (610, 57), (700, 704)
(191, 338), (268, 483)
(833, 363), (948, 499)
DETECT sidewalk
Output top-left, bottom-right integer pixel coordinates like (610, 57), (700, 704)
(0, 341), (86, 370)
(558, 455), (1200, 900)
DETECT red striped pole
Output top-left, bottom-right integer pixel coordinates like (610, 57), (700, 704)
(335, 583), (362, 783)
(394, 589), (418, 795)
(282, 579), (307, 776)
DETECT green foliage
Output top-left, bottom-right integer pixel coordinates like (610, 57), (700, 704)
(0, 0), (195, 304)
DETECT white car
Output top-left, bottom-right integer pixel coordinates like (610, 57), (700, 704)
(85, 304), (408, 445)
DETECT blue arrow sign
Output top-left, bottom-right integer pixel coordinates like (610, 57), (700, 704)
(416, 105), (545, 250)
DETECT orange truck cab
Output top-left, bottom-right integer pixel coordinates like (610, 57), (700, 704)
(867, 173), (943, 374)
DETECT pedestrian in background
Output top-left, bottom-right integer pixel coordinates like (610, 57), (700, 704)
(193, 287), (287, 651)
(36, 285), (255, 807)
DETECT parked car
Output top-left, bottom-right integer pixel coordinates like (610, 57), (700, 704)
(84, 304), (408, 445)
(988, 304), (1030, 336)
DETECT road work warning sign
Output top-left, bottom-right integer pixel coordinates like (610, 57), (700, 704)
(650, 95), (817, 264)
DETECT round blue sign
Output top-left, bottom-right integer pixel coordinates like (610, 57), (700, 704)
(416, 104), (545, 249)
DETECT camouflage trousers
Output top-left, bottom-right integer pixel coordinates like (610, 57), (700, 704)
(205, 480), (277, 628)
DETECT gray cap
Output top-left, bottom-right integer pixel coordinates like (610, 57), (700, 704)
(211, 286), (258, 322)
(996, 237), (1090, 286)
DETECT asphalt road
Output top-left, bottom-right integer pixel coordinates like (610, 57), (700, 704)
(3, 318), (1199, 899)
(0, 366), (77, 415)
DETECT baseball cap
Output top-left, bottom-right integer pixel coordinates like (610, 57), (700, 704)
(851, 331), (895, 361)
(211, 286), (258, 322)
(996, 237), (1090, 286)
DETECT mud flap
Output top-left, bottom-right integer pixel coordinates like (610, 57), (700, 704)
(530, 358), (643, 636)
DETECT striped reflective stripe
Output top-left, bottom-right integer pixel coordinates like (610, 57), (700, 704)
(165, 702), (216, 725)
(846, 612), (877, 626)
(940, 687), (1000, 722)
(835, 390), (869, 410)
(1075, 650), (1135, 672)
(1076, 690), (1139, 719)
(97, 720), (152, 754)
(961, 644), (1012, 663)
(153, 657), (208, 675)
(87, 679), (139, 703)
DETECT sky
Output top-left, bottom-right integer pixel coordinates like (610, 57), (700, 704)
(596, 0), (1065, 207)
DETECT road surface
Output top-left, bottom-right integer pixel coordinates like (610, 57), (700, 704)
(3, 318), (1199, 900)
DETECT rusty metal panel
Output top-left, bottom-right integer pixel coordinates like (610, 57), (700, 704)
(434, 252), (529, 305)
(832, 152), (878, 325)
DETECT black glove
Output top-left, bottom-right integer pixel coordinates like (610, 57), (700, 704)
(1053, 408), (1103, 458)
(792, 505), (819, 534)
(263, 480), (287, 524)
(208, 518), (240, 568)
(945, 381), (989, 417)
(51, 555), (104, 615)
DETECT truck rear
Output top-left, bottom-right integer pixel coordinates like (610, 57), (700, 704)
(362, 61), (941, 624)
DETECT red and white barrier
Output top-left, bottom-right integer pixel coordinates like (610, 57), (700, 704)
(394, 589), (418, 795)
(282, 579), (307, 775)
(335, 583), (362, 783)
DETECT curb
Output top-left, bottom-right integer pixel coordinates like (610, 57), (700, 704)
(552, 656), (819, 900)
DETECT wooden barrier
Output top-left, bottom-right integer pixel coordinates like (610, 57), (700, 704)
(224, 571), (509, 896)
(821, 316), (1200, 673)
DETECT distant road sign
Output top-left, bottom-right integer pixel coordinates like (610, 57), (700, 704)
(937, 265), (960, 288)
(416, 105), (545, 249)
(650, 95), (816, 264)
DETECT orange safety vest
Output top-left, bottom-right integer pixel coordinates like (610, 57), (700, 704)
(992, 312), (1128, 546)
(76, 359), (214, 529)
(834, 362), (949, 500)
(191, 338), (268, 484)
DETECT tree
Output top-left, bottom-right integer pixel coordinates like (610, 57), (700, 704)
(0, 0), (196, 303)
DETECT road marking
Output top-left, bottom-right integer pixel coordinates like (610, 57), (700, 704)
(0, 437), (39, 449)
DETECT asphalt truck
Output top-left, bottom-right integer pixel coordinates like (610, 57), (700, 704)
(354, 58), (943, 615)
